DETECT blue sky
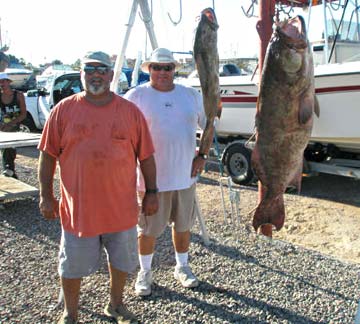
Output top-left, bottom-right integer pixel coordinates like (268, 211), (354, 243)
(0, 0), (339, 66)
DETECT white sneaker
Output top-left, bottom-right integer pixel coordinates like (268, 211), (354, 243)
(135, 270), (153, 296)
(174, 265), (199, 288)
(2, 168), (14, 177)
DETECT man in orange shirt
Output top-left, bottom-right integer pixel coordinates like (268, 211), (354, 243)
(38, 51), (158, 324)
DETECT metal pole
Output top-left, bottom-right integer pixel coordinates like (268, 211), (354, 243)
(323, 0), (330, 63)
(355, 0), (360, 41)
(195, 193), (210, 246)
(138, 0), (159, 50)
(307, 0), (313, 32)
(0, 18), (2, 49)
(355, 299), (360, 324)
(111, 0), (139, 92)
(131, 51), (142, 87)
(255, 0), (276, 237)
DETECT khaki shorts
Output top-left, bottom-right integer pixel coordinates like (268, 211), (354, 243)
(138, 183), (197, 238)
(58, 227), (138, 278)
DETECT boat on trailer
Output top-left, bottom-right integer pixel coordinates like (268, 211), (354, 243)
(5, 63), (35, 91)
(184, 60), (360, 154)
(181, 0), (360, 183)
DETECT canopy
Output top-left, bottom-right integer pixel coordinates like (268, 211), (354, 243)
(257, 0), (340, 71)
(277, 0), (337, 7)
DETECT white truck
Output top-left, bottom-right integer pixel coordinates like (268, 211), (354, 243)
(24, 71), (130, 132)
(24, 72), (83, 132)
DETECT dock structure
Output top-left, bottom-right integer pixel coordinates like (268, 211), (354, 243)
(0, 131), (41, 200)
(0, 175), (38, 200)
(0, 131), (41, 149)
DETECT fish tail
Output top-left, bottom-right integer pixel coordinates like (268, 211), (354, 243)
(253, 195), (285, 232)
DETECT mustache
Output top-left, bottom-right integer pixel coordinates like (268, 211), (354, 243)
(89, 77), (103, 83)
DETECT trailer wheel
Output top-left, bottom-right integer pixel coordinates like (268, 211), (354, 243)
(223, 143), (255, 185)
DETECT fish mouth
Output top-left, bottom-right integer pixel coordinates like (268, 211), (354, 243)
(277, 15), (307, 49)
(201, 7), (219, 29)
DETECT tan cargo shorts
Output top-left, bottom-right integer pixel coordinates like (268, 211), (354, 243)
(138, 183), (197, 238)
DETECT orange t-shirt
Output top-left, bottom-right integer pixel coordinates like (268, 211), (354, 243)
(38, 92), (154, 237)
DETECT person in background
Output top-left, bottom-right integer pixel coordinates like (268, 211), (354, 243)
(38, 50), (158, 324)
(124, 47), (207, 297)
(0, 72), (27, 178)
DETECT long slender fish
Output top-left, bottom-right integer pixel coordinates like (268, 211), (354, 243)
(251, 15), (320, 232)
(193, 7), (222, 155)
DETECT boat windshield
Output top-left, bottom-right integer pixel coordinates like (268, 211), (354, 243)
(8, 63), (27, 69)
(295, 2), (360, 65)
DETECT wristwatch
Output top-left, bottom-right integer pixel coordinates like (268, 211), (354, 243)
(198, 153), (208, 160)
(145, 188), (158, 194)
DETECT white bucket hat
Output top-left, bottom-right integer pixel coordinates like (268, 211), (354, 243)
(141, 48), (181, 73)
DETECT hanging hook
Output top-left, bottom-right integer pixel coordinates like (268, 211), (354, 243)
(329, 0), (342, 11)
(241, 0), (257, 18)
(139, 0), (153, 24)
(167, 0), (182, 26)
(276, 1), (294, 19)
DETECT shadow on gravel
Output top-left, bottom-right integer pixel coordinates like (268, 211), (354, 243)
(192, 232), (352, 301)
(201, 163), (360, 207)
(0, 198), (61, 245)
(145, 283), (323, 324)
(300, 173), (360, 207)
(17, 146), (40, 159)
(79, 308), (113, 323)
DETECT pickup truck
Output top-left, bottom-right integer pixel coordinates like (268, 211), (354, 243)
(24, 71), (130, 132)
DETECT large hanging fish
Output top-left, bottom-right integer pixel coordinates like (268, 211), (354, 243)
(193, 7), (222, 155)
(251, 15), (320, 232)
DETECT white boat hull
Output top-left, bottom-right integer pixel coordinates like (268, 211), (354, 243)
(184, 61), (360, 154)
(5, 68), (34, 90)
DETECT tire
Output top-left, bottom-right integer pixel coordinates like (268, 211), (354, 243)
(223, 143), (255, 185)
(20, 113), (39, 133)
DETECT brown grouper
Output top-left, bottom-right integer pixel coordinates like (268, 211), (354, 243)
(252, 15), (320, 232)
(193, 7), (222, 155)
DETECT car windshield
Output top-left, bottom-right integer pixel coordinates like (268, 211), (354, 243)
(43, 75), (56, 91)
(53, 79), (71, 91)
(224, 64), (241, 74)
(8, 62), (27, 69)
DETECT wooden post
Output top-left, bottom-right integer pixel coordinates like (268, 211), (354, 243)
(256, 0), (275, 74)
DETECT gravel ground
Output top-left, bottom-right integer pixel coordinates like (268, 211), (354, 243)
(0, 147), (360, 323)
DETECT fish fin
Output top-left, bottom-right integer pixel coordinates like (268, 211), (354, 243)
(251, 146), (267, 184)
(314, 95), (320, 118)
(288, 163), (303, 193)
(198, 119), (215, 155)
(217, 98), (223, 118)
(253, 195), (285, 231)
(251, 146), (261, 177)
(298, 95), (314, 124)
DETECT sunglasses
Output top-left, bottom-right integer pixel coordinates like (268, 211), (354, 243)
(83, 65), (110, 75)
(150, 64), (174, 72)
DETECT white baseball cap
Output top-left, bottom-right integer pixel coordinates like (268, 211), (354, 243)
(0, 72), (12, 81)
(81, 51), (113, 68)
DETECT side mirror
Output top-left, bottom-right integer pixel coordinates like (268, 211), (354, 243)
(26, 89), (39, 97)
(37, 87), (49, 97)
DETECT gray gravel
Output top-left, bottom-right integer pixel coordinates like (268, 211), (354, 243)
(1, 147), (360, 323)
